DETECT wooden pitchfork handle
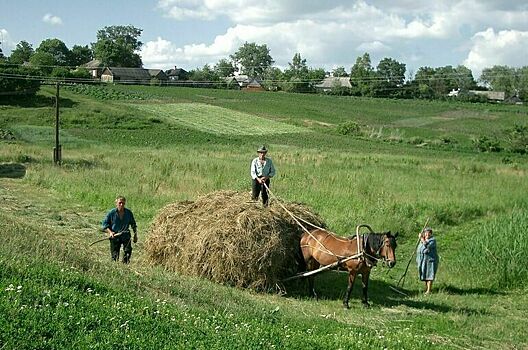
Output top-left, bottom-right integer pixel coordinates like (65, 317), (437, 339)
(89, 231), (123, 246)
(397, 218), (430, 288)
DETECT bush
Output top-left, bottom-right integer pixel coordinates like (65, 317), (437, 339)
(472, 136), (501, 153)
(408, 136), (424, 145)
(506, 124), (528, 154)
(337, 121), (361, 136)
(0, 66), (40, 96)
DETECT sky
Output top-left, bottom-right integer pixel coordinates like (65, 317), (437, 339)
(1, 0), (527, 77)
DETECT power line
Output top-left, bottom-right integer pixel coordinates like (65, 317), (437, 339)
(0, 70), (521, 87)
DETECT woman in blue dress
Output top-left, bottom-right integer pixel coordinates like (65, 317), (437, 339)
(416, 227), (439, 294)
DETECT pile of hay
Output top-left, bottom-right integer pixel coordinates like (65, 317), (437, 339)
(145, 190), (325, 291)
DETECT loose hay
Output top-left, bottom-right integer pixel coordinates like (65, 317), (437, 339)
(145, 190), (325, 291)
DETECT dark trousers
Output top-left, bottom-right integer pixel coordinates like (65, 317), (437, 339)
(110, 233), (132, 263)
(252, 177), (270, 206)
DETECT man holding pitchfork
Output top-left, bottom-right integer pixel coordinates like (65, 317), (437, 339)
(250, 145), (276, 207)
(102, 195), (138, 264)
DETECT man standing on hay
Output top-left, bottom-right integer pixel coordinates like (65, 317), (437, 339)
(250, 145), (276, 207)
(102, 196), (138, 264)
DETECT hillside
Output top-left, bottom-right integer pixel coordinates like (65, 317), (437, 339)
(1, 85), (527, 349)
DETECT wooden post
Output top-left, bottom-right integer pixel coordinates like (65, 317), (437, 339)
(53, 82), (61, 166)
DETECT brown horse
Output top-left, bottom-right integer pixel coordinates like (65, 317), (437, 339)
(300, 228), (397, 308)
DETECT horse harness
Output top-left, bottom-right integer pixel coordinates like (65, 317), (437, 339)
(301, 232), (386, 268)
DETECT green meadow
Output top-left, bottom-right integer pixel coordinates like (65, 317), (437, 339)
(1, 84), (527, 349)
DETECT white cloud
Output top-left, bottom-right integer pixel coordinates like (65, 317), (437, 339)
(141, 37), (184, 68)
(0, 29), (15, 54)
(356, 41), (391, 53)
(42, 13), (63, 25)
(463, 28), (528, 74)
(147, 0), (528, 75)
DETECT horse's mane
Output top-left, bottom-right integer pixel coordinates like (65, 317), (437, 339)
(365, 233), (384, 252)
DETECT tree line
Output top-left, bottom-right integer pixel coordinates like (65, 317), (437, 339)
(0, 25), (527, 102)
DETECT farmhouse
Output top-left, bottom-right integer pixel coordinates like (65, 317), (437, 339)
(80, 59), (104, 78)
(100, 67), (151, 84)
(165, 66), (189, 81)
(245, 78), (264, 91)
(225, 75), (263, 90)
(148, 69), (168, 83)
(315, 77), (352, 92)
(469, 90), (506, 102)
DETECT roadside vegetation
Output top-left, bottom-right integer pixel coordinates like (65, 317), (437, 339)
(1, 85), (527, 349)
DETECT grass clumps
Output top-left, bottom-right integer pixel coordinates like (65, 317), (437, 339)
(144, 190), (325, 291)
(456, 209), (528, 289)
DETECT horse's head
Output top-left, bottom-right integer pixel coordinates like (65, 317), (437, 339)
(369, 231), (398, 268)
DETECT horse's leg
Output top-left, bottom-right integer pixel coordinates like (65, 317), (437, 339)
(306, 258), (319, 300)
(343, 271), (357, 309)
(361, 270), (371, 308)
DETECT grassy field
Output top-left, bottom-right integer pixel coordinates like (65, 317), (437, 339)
(1, 85), (527, 349)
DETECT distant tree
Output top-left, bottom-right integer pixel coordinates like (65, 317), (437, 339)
(189, 64), (220, 85)
(0, 43), (4, 61)
(230, 42), (273, 79)
(307, 67), (326, 81)
(480, 65), (517, 95)
(214, 58), (235, 78)
(350, 53), (375, 96)
(453, 65), (477, 91)
(332, 66), (348, 77)
(93, 25), (143, 67)
(71, 68), (92, 80)
(0, 65), (40, 95)
(50, 67), (72, 79)
(29, 51), (55, 74)
(35, 38), (71, 66)
(281, 53), (310, 92)
(375, 57), (406, 97)
(284, 53), (308, 79)
(411, 66), (437, 98)
(517, 66), (528, 101)
(261, 66), (283, 91)
(410, 65), (475, 99)
(70, 45), (93, 66)
(8, 41), (34, 64)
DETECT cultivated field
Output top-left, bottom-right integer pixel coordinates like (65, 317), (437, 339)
(1, 85), (527, 349)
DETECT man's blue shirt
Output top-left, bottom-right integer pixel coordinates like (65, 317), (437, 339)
(102, 208), (137, 234)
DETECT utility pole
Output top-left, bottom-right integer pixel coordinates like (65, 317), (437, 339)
(53, 82), (61, 166)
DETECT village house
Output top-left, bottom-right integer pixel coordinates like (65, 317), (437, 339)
(148, 69), (168, 84)
(80, 59), (104, 78)
(165, 66), (189, 81)
(100, 67), (151, 84)
(315, 77), (352, 92)
(468, 90), (506, 102)
(225, 75), (263, 90)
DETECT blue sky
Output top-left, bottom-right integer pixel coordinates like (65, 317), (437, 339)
(1, 0), (527, 77)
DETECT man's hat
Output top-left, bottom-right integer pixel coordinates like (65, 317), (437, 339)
(257, 145), (268, 153)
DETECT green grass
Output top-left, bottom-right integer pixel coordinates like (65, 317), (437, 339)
(134, 103), (309, 135)
(1, 85), (528, 349)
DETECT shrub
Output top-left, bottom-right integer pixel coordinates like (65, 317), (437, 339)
(472, 136), (501, 153)
(337, 121), (361, 136)
(505, 124), (528, 154)
(408, 136), (424, 145)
